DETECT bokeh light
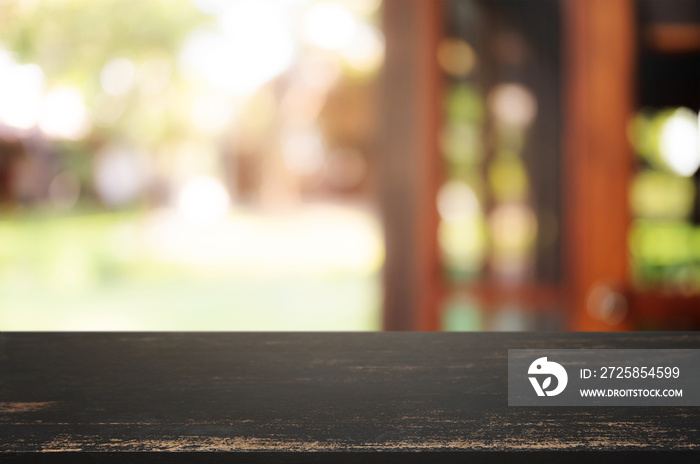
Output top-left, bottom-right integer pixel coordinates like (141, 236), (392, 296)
(0, 61), (44, 131)
(442, 293), (483, 331)
(437, 180), (480, 222)
(437, 181), (487, 278)
(282, 129), (326, 176)
(93, 146), (146, 207)
(440, 122), (482, 165)
(630, 170), (695, 220)
(489, 203), (537, 255)
(137, 58), (172, 95)
(339, 22), (385, 75)
(437, 38), (476, 78)
(488, 152), (529, 203)
(488, 83), (537, 128)
(93, 93), (127, 127)
(177, 176), (230, 224)
(38, 87), (91, 140)
(302, 2), (357, 51)
(100, 58), (137, 96)
(180, 1), (296, 96)
(658, 107), (700, 177)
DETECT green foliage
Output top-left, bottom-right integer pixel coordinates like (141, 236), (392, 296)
(0, 0), (210, 154)
(1, 0), (207, 87)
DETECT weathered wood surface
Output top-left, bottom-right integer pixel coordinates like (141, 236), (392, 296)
(1, 332), (699, 462)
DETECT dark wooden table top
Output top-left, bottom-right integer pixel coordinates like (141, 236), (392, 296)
(1, 332), (699, 463)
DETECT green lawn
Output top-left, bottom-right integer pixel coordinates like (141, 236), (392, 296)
(0, 207), (383, 331)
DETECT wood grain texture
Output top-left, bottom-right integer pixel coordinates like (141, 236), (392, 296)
(1, 332), (699, 462)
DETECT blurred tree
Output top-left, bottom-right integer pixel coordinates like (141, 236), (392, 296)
(0, 0), (210, 206)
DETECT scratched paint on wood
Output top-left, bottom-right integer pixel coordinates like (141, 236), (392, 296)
(0, 333), (699, 455)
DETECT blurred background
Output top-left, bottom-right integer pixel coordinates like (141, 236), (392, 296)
(0, 0), (698, 331)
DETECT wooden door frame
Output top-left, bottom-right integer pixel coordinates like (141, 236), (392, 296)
(563, 0), (700, 330)
(381, 0), (698, 331)
(381, 0), (637, 331)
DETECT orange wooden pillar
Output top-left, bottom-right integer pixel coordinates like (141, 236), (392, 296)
(563, 0), (636, 330)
